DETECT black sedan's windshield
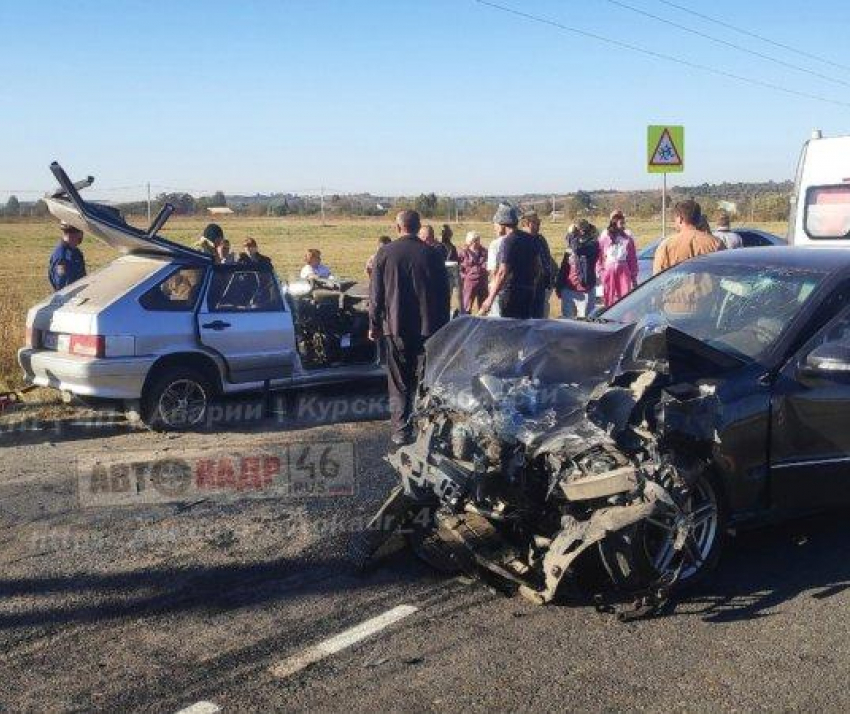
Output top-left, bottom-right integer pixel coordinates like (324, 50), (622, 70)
(602, 262), (827, 361)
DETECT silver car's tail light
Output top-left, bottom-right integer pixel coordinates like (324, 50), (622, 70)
(69, 334), (105, 358)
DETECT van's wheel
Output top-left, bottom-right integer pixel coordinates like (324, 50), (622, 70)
(598, 462), (726, 594)
(142, 368), (212, 431)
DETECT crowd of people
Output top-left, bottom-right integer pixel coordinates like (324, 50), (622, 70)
(194, 223), (275, 269)
(366, 199), (731, 442)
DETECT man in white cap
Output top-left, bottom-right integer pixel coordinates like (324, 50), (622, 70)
(480, 203), (542, 319)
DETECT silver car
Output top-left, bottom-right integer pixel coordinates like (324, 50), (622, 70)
(19, 163), (382, 430)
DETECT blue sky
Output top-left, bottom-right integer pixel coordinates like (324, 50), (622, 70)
(2, 0), (849, 200)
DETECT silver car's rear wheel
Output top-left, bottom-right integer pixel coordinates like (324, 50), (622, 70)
(142, 368), (212, 431)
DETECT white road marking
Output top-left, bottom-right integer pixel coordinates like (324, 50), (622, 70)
(269, 604), (419, 679)
(175, 702), (220, 714)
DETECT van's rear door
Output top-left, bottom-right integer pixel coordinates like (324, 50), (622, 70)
(197, 265), (296, 383)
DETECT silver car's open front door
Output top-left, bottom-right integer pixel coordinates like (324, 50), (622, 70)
(43, 162), (210, 263)
(197, 265), (296, 383)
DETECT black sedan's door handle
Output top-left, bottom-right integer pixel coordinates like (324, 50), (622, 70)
(202, 320), (231, 331)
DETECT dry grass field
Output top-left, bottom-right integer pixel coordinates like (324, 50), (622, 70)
(0, 215), (787, 391)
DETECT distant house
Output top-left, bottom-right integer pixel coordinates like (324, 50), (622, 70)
(207, 207), (234, 216)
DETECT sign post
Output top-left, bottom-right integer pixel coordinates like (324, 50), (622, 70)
(647, 125), (684, 240)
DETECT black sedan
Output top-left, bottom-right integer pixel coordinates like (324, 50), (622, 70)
(364, 247), (850, 603)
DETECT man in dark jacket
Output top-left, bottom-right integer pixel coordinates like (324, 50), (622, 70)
(370, 210), (450, 444)
(48, 223), (86, 291)
(522, 211), (556, 318)
(238, 237), (274, 270)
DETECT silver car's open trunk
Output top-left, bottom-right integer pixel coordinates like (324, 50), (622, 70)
(43, 162), (210, 263)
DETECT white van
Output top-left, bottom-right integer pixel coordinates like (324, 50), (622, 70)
(789, 131), (850, 247)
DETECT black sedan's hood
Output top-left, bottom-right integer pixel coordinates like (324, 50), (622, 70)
(421, 316), (746, 451)
(423, 316), (636, 397)
(423, 315), (747, 396)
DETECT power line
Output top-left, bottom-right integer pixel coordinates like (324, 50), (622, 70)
(605, 0), (850, 88)
(656, 0), (850, 74)
(473, 0), (850, 108)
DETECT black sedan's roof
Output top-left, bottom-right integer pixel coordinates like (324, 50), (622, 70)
(691, 246), (850, 274)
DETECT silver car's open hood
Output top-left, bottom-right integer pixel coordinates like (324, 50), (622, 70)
(44, 162), (211, 263)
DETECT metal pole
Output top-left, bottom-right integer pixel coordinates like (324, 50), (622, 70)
(661, 173), (667, 240)
(147, 182), (151, 223)
(320, 187), (325, 225)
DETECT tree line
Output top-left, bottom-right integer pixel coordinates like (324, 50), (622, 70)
(1, 180), (794, 222)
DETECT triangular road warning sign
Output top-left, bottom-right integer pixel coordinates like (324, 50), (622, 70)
(649, 128), (682, 166)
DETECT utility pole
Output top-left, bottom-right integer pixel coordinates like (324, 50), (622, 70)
(320, 186), (326, 225)
(146, 182), (151, 223)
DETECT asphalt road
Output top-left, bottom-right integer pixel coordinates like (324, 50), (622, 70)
(2, 393), (850, 712)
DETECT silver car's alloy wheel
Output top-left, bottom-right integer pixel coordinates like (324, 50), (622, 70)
(155, 378), (208, 428)
(642, 478), (719, 581)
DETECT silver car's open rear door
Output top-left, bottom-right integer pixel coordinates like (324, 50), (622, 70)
(43, 162), (211, 263)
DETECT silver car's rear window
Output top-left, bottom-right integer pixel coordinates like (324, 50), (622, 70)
(50, 256), (171, 310)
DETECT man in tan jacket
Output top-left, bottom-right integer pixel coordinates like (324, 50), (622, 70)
(653, 200), (724, 316)
(653, 200), (724, 275)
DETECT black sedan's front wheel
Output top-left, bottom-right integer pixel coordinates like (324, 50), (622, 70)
(598, 465), (726, 593)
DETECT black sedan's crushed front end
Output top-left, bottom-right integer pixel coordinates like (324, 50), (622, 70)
(359, 316), (734, 606)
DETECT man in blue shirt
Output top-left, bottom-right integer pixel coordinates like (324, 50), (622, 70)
(48, 223), (87, 290)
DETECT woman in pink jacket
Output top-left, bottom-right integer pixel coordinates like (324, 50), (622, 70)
(596, 210), (638, 307)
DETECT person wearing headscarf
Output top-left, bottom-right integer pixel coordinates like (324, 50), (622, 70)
(459, 230), (489, 313)
(596, 210), (638, 308)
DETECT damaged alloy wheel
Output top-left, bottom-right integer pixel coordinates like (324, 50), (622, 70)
(598, 466), (726, 593)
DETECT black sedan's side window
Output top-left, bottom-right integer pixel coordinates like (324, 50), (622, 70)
(819, 311), (850, 346)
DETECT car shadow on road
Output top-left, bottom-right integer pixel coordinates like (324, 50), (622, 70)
(0, 548), (435, 632)
(0, 383), (389, 447)
(662, 509), (850, 622)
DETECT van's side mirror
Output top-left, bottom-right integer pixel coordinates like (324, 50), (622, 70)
(801, 342), (850, 377)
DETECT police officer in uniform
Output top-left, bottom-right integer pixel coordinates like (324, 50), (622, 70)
(48, 223), (86, 291)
